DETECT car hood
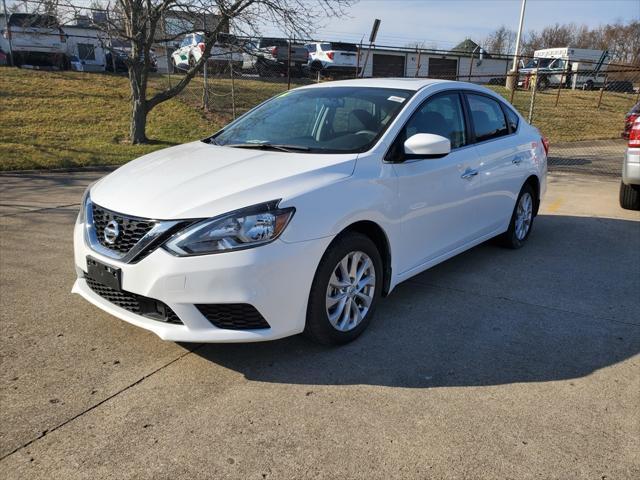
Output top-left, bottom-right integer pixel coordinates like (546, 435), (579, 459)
(90, 141), (357, 219)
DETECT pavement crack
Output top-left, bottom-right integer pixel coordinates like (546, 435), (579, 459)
(405, 279), (640, 328)
(0, 345), (203, 462)
(0, 203), (81, 217)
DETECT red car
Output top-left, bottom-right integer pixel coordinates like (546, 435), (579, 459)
(623, 102), (640, 139)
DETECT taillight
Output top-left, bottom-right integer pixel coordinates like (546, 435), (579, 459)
(198, 42), (205, 53)
(627, 114), (639, 125)
(270, 46), (278, 56)
(541, 136), (550, 155)
(327, 51), (334, 60)
(629, 119), (640, 148)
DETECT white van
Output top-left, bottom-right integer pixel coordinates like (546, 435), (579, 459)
(518, 47), (609, 90)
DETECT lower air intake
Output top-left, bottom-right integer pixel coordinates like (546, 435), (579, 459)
(195, 304), (270, 330)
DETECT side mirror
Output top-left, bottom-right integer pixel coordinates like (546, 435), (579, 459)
(404, 133), (451, 158)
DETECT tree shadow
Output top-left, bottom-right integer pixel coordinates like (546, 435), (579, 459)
(191, 215), (640, 388)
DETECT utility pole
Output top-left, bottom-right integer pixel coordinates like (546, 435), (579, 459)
(506, 0), (526, 92)
(2, 0), (14, 66)
(512, 0), (527, 71)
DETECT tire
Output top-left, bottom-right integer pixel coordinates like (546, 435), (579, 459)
(619, 181), (640, 210)
(304, 232), (383, 345)
(583, 80), (594, 91)
(188, 55), (196, 71)
(498, 183), (536, 249)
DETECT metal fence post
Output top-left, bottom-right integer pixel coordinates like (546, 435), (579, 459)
(509, 71), (517, 105)
(527, 66), (538, 124)
(596, 74), (608, 109)
(554, 65), (567, 107)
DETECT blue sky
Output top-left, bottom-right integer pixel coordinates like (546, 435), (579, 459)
(272, 0), (640, 48)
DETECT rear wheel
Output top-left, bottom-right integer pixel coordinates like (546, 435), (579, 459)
(498, 183), (536, 249)
(619, 181), (640, 210)
(305, 232), (382, 345)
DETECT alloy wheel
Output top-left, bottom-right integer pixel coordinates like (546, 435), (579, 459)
(325, 251), (376, 332)
(515, 192), (533, 240)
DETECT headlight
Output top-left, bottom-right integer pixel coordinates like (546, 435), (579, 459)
(76, 183), (94, 224)
(163, 201), (295, 256)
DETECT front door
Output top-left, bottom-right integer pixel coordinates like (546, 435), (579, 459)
(390, 91), (483, 275)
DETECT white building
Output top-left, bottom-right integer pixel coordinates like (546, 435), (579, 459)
(63, 25), (108, 72)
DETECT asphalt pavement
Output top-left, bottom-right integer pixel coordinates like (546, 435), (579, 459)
(0, 169), (638, 479)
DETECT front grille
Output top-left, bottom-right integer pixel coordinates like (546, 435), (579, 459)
(196, 304), (270, 330)
(92, 203), (156, 255)
(85, 276), (182, 325)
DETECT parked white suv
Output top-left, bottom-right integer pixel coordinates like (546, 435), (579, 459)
(305, 41), (359, 76)
(171, 32), (242, 73)
(73, 78), (547, 345)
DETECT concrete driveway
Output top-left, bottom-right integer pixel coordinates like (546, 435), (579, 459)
(0, 170), (638, 479)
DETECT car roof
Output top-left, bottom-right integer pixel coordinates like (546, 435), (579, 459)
(298, 77), (473, 92)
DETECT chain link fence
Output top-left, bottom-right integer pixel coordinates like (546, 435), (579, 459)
(152, 42), (639, 178)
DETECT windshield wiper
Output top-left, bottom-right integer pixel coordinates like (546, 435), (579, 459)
(224, 143), (311, 152)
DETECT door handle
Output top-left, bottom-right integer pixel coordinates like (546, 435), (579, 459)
(461, 168), (479, 180)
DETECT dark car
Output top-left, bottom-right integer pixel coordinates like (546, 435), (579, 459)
(623, 102), (640, 139)
(105, 49), (157, 73)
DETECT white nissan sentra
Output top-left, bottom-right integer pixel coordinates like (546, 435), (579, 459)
(73, 78), (548, 345)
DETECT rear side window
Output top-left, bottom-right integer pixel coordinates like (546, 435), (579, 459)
(320, 43), (332, 51)
(466, 94), (508, 142)
(504, 106), (519, 132)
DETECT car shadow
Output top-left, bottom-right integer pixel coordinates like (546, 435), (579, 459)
(191, 214), (640, 388)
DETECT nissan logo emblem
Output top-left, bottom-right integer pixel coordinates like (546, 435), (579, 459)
(103, 220), (120, 245)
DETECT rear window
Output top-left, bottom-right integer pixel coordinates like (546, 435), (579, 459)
(504, 106), (519, 132)
(332, 42), (358, 52)
(466, 93), (509, 142)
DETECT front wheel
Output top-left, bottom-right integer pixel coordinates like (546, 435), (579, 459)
(498, 183), (536, 249)
(305, 233), (382, 345)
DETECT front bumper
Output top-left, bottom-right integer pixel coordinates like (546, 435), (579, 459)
(72, 222), (333, 342)
(622, 147), (640, 185)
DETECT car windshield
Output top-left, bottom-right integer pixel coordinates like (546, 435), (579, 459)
(212, 87), (413, 153)
(524, 58), (553, 69)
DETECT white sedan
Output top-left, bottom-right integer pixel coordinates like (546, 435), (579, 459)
(72, 78), (548, 345)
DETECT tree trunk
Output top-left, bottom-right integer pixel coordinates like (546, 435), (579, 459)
(130, 99), (148, 144)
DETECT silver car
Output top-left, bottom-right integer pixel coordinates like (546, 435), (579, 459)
(621, 117), (640, 210)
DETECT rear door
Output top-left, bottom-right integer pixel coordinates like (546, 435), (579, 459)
(391, 91), (484, 274)
(463, 92), (523, 233)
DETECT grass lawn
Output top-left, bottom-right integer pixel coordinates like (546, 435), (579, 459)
(0, 67), (636, 170)
(490, 86), (637, 143)
(0, 68), (214, 170)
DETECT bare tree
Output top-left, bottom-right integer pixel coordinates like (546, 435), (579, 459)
(68, 0), (355, 144)
(482, 25), (515, 56)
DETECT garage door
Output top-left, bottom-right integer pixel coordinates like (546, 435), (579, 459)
(429, 58), (458, 80)
(372, 54), (405, 77)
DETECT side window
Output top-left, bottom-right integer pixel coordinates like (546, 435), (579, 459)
(320, 43), (332, 51)
(466, 94), (508, 142)
(180, 36), (190, 48)
(504, 106), (519, 133)
(404, 92), (467, 149)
